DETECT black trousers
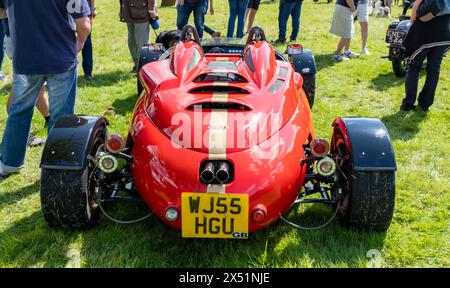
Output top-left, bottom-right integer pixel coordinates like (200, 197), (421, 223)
(403, 45), (448, 109)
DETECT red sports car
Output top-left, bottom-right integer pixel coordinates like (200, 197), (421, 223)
(40, 26), (396, 239)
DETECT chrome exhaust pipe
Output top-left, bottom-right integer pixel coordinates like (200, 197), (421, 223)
(200, 162), (216, 184)
(215, 162), (230, 184)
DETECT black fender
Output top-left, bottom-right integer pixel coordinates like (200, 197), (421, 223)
(331, 118), (396, 171)
(137, 45), (164, 72)
(40, 115), (108, 171)
(137, 45), (165, 94)
(291, 49), (317, 75)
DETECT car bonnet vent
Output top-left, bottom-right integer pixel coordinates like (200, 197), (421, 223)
(187, 102), (252, 111)
(194, 72), (247, 83)
(189, 86), (250, 94)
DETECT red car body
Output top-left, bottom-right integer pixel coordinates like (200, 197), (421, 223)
(131, 40), (314, 233)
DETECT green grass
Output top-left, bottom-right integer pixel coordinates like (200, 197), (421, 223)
(0, 0), (449, 267)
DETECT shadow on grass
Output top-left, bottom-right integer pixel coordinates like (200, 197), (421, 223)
(0, 200), (387, 267)
(0, 212), (79, 267)
(78, 203), (387, 267)
(0, 181), (39, 210)
(381, 110), (428, 141)
(315, 53), (339, 71)
(370, 72), (405, 92)
(78, 70), (133, 89)
(110, 93), (139, 116)
(0, 69), (133, 95)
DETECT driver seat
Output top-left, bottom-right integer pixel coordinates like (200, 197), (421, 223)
(169, 25), (206, 80)
(242, 39), (278, 88)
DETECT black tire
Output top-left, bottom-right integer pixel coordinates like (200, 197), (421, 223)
(392, 58), (406, 77)
(40, 131), (105, 229)
(339, 171), (395, 231)
(302, 73), (316, 109)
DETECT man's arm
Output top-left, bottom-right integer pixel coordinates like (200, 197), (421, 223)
(346, 0), (357, 11)
(410, 0), (423, 23)
(74, 17), (91, 52)
(148, 0), (158, 18)
(416, 0), (441, 22)
(90, 0), (97, 19)
(0, 8), (6, 20)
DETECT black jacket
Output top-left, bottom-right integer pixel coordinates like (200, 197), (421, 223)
(404, 0), (450, 59)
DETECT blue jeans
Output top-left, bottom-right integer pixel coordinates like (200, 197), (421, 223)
(0, 68), (78, 172)
(82, 32), (93, 76)
(227, 0), (249, 38)
(204, 25), (215, 36)
(177, 3), (205, 38)
(0, 20), (4, 70)
(203, 0), (215, 36)
(403, 45), (448, 109)
(278, 0), (303, 41)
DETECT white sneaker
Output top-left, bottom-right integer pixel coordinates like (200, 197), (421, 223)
(344, 50), (360, 58)
(361, 47), (371, 55)
(0, 70), (7, 82)
(0, 162), (10, 178)
(332, 54), (350, 61)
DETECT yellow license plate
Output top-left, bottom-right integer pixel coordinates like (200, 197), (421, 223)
(181, 193), (249, 239)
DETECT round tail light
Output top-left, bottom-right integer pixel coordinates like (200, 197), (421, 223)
(252, 208), (266, 224)
(310, 138), (330, 157)
(106, 134), (126, 153)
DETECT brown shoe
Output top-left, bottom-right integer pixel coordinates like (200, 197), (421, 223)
(211, 31), (221, 38)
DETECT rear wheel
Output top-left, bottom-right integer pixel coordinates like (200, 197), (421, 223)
(40, 130), (105, 229)
(333, 131), (395, 231)
(392, 58), (407, 77)
(302, 73), (316, 109)
(339, 170), (395, 231)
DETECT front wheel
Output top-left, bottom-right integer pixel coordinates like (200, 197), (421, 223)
(392, 58), (407, 77)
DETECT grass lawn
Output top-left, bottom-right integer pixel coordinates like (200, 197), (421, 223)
(0, 0), (449, 268)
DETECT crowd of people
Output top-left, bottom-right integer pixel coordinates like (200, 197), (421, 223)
(0, 0), (448, 178)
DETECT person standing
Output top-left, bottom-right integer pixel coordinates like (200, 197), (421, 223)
(227, 0), (249, 38)
(0, 0), (91, 178)
(400, 0), (450, 112)
(272, 0), (304, 45)
(329, 0), (360, 61)
(203, 0), (221, 38)
(245, 0), (261, 35)
(0, 2), (7, 81)
(82, 0), (97, 80)
(356, 0), (370, 55)
(120, 0), (158, 73)
(1, 1), (50, 147)
(176, 0), (206, 38)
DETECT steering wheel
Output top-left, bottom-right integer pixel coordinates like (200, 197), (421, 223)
(209, 47), (226, 54)
(181, 25), (201, 45)
(246, 26), (267, 45)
